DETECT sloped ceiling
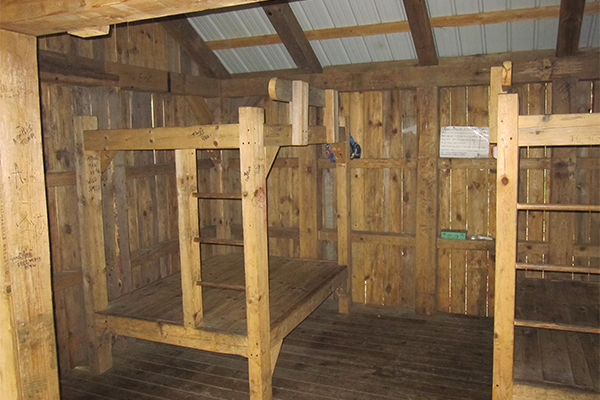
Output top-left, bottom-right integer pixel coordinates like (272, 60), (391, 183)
(180, 0), (598, 76)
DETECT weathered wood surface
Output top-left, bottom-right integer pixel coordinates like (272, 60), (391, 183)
(0, 0), (275, 36)
(61, 302), (494, 400)
(0, 29), (60, 400)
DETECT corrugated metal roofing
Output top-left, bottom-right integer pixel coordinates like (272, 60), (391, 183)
(186, 0), (599, 74)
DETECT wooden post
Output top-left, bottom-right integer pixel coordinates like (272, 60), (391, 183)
(298, 145), (319, 259)
(415, 87), (439, 315)
(324, 89), (340, 143)
(75, 117), (113, 374)
(332, 125), (352, 313)
(492, 93), (520, 400)
(290, 80), (309, 145)
(239, 107), (272, 400)
(0, 29), (60, 399)
(489, 61), (513, 144)
(176, 149), (203, 327)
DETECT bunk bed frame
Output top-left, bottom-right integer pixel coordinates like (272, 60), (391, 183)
(75, 79), (352, 400)
(493, 87), (600, 398)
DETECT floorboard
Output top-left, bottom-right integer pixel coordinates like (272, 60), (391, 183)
(60, 299), (598, 399)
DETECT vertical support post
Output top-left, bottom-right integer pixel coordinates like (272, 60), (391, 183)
(489, 61), (513, 144)
(291, 80), (309, 145)
(239, 107), (272, 400)
(176, 149), (203, 327)
(493, 93), (519, 400)
(298, 145), (319, 259)
(415, 87), (439, 316)
(324, 89), (340, 143)
(0, 29), (60, 399)
(74, 117), (113, 374)
(331, 122), (352, 313)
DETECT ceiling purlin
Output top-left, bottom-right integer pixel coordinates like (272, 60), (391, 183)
(262, 2), (323, 74)
(402, 0), (438, 66)
(159, 17), (231, 79)
(556, 0), (586, 57)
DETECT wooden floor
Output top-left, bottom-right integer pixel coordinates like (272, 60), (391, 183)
(60, 281), (600, 400)
(61, 302), (494, 400)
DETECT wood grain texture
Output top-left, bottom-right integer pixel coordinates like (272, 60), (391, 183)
(402, 0), (438, 65)
(415, 87), (439, 315)
(556, 0), (586, 57)
(262, 2), (322, 73)
(492, 93), (520, 400)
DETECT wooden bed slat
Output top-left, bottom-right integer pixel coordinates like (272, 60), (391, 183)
(514, 320), (600, 335)
(516, 203), (600, 212)
(516, 262), (600, 274)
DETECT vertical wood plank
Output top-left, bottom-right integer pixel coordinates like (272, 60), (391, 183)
(298, 145), (319, 259)
(493, 93), (520, 400)
(415, 87), (439, 315)
(0, 29), (60, 400)
(74, 117), (113, 374)
(466, 85), (490, 316)
(549, 78), (578, 278)
(239, 107), (272, 400)
(176, 149), (203, 328)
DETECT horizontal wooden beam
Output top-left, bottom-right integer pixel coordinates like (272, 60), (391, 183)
(518, 113), (600, 146)
(221, 48), (600, 95)
(130, 239), (179, 267)
(38, 50), (221, 97)
(97, 314), (248, 356)
(1, 0), (275, 36)
(85, 124), (240, 150)
(206, 3), (600, 50)
(268, 78), (325, 107)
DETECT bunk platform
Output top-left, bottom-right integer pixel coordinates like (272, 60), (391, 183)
(97, 254), (347, 355)
(514, 277), (599, 393)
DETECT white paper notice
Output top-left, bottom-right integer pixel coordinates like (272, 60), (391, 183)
(439, 126), (490, 158)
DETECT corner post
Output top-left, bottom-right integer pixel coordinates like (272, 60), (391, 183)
(239, 107), (272, 400)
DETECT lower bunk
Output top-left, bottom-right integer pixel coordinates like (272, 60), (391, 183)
(513, 277), (599, 398)
(95, 253), (347, 358)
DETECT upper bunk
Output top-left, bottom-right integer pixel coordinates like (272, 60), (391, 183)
(77, 78), (351, 364)
(84, 78), (343, 151)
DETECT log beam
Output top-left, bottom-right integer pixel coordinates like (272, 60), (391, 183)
(556, 0), (586, 57)
(402, 0), (438, 65)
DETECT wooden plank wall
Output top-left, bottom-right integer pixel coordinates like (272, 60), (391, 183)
(38, 23), (215, 373)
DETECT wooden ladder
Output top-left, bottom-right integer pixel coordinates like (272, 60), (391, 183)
(493, 92), (600, 399)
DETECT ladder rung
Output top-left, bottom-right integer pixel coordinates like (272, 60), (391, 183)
(516, 262), (600, 274)
(193, 237), (244, 246)
(517, 203), (600, 212)
(192, 192), (242, 200)
(514, 319), (600, 334)
(195, 281), (245, 291)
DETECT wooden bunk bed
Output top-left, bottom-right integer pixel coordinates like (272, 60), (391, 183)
(493, 88), (600, 398)
(75, 79), (351, 400)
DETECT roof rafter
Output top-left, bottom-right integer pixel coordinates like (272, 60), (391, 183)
(204, 3), (600, 51)
(159, 17), (231, 79)
(402, 0), (438, 66)
(556, 0), (586, 57)
(262, 2), (323, 74)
